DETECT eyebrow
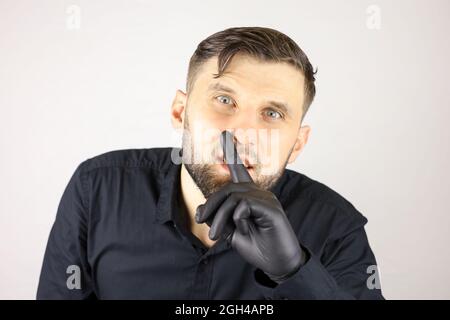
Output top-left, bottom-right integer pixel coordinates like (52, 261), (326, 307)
(208, 82), (237, 94)
(208, 82), (292, 116)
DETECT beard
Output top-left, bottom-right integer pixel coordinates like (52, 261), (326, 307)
(181, 111), (292, 199)
(183, 162), (287, 198)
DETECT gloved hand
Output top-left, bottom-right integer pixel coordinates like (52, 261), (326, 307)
(195, 130), (307, 283)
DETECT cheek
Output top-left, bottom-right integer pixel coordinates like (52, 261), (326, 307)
(189, 108), (233, 151)
(190, 102), (226, 130)
(186, 110), (224, 162)
(201, 110), (230, 127)
(257, 132), (293, 171)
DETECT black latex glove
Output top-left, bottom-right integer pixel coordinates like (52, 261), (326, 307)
(196, 130), (306, 283)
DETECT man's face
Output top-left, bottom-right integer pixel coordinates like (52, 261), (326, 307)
(172, 53), (310, 198)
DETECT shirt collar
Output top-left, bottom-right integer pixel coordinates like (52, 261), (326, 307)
(154, 148), (289, 225)
(154, 155), (183, 225)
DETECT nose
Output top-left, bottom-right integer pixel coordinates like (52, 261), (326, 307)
(223, 129), (257, 165)
(224, 109), (260, 146)
(233, 107), (259, 129)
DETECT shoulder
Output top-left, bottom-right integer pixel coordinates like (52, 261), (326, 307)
(76, 147), (179, 174)
(280, 169), (363, 216)
(276, 169), (368, 238)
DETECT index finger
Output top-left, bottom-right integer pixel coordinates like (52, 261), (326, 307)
(220, 130), (253, 183)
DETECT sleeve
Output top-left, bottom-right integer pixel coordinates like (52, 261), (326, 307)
(36, 162), (97, 299)
(252, 226), (384, 300)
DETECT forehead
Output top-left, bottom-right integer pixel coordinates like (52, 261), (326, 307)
(193, 54), (305, 114)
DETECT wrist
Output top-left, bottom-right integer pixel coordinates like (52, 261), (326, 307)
(265, 262), (302, 284)
(265, 247), (307, 284)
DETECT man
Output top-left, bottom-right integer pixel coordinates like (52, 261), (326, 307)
(37, 27), (384, 299)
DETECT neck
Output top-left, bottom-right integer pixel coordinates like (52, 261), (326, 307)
(180, 164), (219, 247)
(180, 164), (206, 219)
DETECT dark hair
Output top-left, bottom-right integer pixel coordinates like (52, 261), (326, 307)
(186, 26), (317, 119)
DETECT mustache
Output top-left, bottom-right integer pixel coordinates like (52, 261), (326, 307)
(209, 143), (258, 166)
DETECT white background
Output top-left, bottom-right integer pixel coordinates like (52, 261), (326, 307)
(1, 0), (449, 299)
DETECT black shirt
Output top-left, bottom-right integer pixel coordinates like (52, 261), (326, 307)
(37, 147), (384, 299)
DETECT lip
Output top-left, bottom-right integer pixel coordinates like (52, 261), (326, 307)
(217, 163), (254, 175)
(215, 155), (254, 169)
(218, 163), (230, 173)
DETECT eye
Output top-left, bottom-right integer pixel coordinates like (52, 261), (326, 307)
(216, 95), (234, 105)
(264, 109), (283, 120)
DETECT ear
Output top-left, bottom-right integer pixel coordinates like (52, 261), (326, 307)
(287, 125), (311, 164)
(171, 89), (187, 129)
